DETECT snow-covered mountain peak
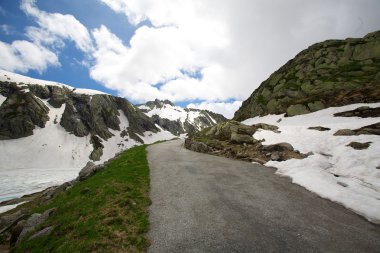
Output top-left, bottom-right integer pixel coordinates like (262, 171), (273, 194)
(138, 99), (227, 135)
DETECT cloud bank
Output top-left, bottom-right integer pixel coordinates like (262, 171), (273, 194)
(94, 0), (380, 112)
(1, 0), (380, 117)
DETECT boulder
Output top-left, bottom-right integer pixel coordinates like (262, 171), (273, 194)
(264, 142), (294, 152)
(286, 104), (310, 117)
(251, 123), (280, 133)
(78, 162), (104, 181)
(28, 226), (54, 241)
(0, 210), (27, 234)
(230, 132), (255, 144)
(346, 142), (372, 150)
(333, 129), (356, 136)
(17, 208), (56, 243)
(307, 101), (325, 112)
(189, 141), (213, 153)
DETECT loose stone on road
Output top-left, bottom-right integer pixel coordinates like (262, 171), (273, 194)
(147, 140), (380, 252)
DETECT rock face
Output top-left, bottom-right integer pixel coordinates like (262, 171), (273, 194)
(0, 84), (49, 140)
(0, 71), (163, 162)
(185, 121), (306, 163)
(234, 30), (380, 121)
(138, 99), (227, 135)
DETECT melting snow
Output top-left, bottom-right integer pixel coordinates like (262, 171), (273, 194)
(0, 201), (27, 214)
(242, 103), (380, 223)
(0, 94), (6, 106)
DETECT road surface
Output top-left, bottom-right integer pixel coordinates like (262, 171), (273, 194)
(147, 140), (380, 252)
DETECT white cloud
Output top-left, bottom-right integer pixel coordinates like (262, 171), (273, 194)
(21, 0), (93, 52)
(0, 25), (13, 35)
(0, 0), (94, 74)
(187, 101), (243, 119)
(0, 40), (59, 73)
(96, 0), (380, 118)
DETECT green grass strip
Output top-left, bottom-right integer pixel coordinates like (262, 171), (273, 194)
(13, 145), (150, 253)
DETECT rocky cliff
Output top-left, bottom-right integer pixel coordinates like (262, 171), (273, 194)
(0, 70), (174, 168)
(234, 30), (380, 121)
(138, 99), (227, 135)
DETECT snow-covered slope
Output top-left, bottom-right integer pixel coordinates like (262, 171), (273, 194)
(0, 69), (106, 95)
(242, 103), (380, 223)
(0, 70), (175, 200)
(138, 99), (226, 135)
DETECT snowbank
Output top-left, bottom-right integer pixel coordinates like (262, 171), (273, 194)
(242, 103), (380, 224)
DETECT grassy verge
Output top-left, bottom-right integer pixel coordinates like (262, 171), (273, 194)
(13, 145), (150, 253)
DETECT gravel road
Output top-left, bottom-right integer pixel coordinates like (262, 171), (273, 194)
(147, 140), (380, 253)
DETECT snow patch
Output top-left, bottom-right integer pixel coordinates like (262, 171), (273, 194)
(138, 129), (175, 144)
(146, 104), (188, 122)
(99, 110), (138, 163)
(0, 201), (27, 214)
(242, 103), (380, 224)
(0, 94), (6, 106)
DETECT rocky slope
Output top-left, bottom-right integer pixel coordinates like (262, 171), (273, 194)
(138, 99), (227, 135)
(0, 70), (174, 170)
(234, 30), (380, 121)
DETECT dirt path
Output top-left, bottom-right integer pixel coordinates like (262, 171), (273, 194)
(147, 140), (380, 252)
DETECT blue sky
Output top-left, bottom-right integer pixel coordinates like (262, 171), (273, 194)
(0, 0), (379, 118)
(0, 0), (135, 96)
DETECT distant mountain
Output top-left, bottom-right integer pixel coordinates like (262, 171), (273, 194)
(138, 99), (227, 136)
(234, 30), (380, 121)
(0, 70), (175, 169)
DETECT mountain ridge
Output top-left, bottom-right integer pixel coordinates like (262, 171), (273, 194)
(138, 99), (227, 135)
(0, 70), (225, 169)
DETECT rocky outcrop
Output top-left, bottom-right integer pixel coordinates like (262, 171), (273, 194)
(138, 99), (227, 135)
(16, 208), (56, 244)
(0, 79), (159, 161)
(334, 106), (380, 118)
(234, 30), (380, 121)
(185, 121), (306, 164)
(77, 161), (104, 181)
(334, 122), (380, 136)
(0, 82), (49, 140)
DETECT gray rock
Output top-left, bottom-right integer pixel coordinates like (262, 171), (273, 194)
(230, 132), (255, 144)
(346, 141), (371, 150)
(0, 91), (50, 140)
(252, 123), (280, 133)
(264, 142), (294, 152)
(308, 126), (331, 131)
(10, 220), (26, 246)
(334, 129), (356, 136)
(189, 141), (213, 153)
(17, 208), (56, 243)
(42, 181), (73, 201)
(77, 161), (104, 181)
(308, 101), (325, 112)
(0, 210), (27, 234)
(286, 104), (310, 117)
(28, 226), (54, 241)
